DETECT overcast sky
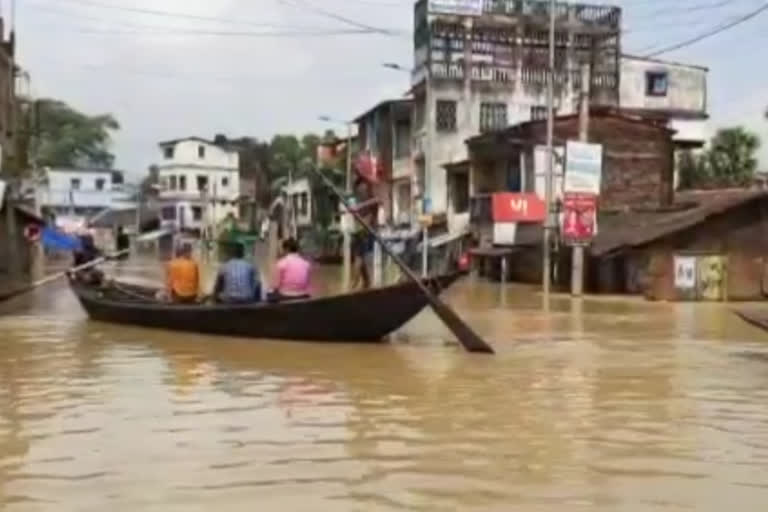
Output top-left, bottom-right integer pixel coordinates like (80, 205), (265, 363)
(11, 0), (768, 180)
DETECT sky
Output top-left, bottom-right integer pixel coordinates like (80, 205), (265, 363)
(9, 0), (768, 181)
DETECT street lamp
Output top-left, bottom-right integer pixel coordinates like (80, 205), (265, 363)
(382, 62), (411, 72)
(318, 115), (355, 291)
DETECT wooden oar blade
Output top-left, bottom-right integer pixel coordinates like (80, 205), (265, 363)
(428, 294), (495, 354)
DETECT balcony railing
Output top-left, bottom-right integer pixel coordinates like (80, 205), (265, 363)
(416, 0), (620, 27)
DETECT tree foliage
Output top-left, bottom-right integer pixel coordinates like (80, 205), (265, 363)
(677, 127), (760, 189)
(212, 131), (348, 233)
(29, 99), (120, 169)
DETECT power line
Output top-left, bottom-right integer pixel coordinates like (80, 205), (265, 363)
(49, 0), (300, 29)
(644, 2), (768, 56)
(48, 26), (381, 38)
(277, 0), (407, 36)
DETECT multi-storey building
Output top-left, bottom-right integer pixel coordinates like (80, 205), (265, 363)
(411, 0), (621, 223)
(156, 137), (240, 233)
(353, 99), (413, 225)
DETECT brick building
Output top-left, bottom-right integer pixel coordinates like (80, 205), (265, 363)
(459, 110), (674, 284)
(592, 189), (768, 300)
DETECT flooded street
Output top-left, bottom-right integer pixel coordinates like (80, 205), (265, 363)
(2, 263), (768, 511)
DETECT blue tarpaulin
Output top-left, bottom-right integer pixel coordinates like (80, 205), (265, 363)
(42, 227), (81, 251)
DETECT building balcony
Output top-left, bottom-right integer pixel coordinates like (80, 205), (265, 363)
(415, 0), (620, 29)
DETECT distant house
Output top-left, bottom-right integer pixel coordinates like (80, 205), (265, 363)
(38, 167), (132, 218)
(156, 136), (240, 233)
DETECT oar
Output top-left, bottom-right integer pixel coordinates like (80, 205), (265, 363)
(311, 168), (495, 354)
(0, 249), (130, 303)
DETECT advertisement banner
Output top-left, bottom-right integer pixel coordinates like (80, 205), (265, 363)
(492, 192), (546, 223)
(565, 140), (603, 195)
(562, 192), (597, 244)
(428, 0), (483, 15)
(674, 256), (696, 290)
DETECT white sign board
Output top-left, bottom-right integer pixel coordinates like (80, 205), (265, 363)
(0, 179), (6, 210)
(565, 140), (603, 195)
(674, 256), (696, 290)
(493, 222), (517, 245)
(534, 145), (565, 202)
(428, 0), (483, 16)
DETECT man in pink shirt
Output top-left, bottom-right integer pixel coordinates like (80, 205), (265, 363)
(269, 238), (312, 302)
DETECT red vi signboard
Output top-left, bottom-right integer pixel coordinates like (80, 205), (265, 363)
(491, 193), (547, 223)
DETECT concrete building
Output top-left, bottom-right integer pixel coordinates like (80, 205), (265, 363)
(156, 137), (240, 233)
(38, 168), (132, 218)
(617, 55), (708, 150)
(411, 0), (621, 219)
(464, 111), (676, 283)
(353, 99), (413, 225)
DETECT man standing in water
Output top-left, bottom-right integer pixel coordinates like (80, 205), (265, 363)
(350, 178), (379, 290)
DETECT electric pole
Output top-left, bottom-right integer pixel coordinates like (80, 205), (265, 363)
(572, 62), (590, 297)
(542, 0), (556, 302)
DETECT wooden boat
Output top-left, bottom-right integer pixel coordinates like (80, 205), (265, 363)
(68, 273), (462, 342)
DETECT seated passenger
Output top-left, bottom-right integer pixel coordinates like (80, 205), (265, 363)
(214, 243), (261, 304)
(166, 244), (200, 304)
(268, 238), (311, 303)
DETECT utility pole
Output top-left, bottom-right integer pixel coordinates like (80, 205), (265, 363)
(343, 122), (352, 290)
(422, 64), (434, 278)
(572, 62), (590, 297)
(542, 0), (556, 301)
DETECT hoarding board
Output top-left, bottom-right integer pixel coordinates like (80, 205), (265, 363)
(565, 140), (603, 195)
(492, 192), (546, 223)
(562, 192), (597, 244)
(428, 0), (483, 16)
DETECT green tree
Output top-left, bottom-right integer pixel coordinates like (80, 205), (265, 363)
(29, 99), (120, 168)
(706, 127), (760, 187)
(677, 149), (707, 190)
(678, 127), (760, 189)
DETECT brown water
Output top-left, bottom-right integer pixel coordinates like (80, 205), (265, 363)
(2, 262), (768, 511)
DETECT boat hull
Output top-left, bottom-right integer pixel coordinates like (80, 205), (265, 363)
(70, 273), (461, 342)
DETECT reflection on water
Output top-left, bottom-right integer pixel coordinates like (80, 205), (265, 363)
(1, 260), (768, 510)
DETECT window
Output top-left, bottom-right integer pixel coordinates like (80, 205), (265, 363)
(198, 145), (206, 159)
(436, 100), (457, 132)
(164, 146), (174, 159)
(192, 206), (203, 221)
(531, 106), (547, 121)
(169, 175), (178, 190)
(394, 120), (411, 159)
(451, 172), (470, 214)
(299, 192), (309, 217)
(480, 103), (507, 133)
(197, 175), (209, 191)
(646, 71), (668, 97)
(161, 206), (176, 220)
(179, 175), (187, 191)
(222, 177), (229, 188)
(70, 178), (81, 190)
(95, 178), (105, 191)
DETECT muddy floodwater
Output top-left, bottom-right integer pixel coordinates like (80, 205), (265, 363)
(1, 260), (768, 511)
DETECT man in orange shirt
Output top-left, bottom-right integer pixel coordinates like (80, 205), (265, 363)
(166, 244), (200, 303)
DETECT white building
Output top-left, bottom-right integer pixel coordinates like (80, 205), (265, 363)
(618, 55), (708, 148)
(37, 167), (133, 217)
(284, 178), (313, 229)
(156, 137), (240, 232)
